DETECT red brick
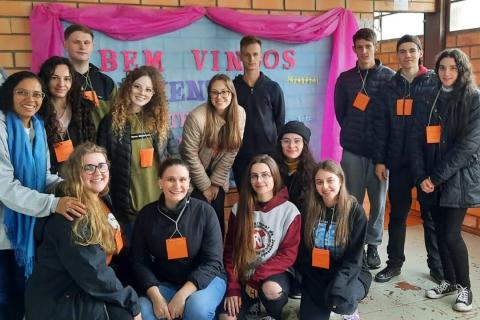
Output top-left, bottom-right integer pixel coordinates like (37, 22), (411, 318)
(376, 53), (389, 63)
(316, 0), (344, 11)
(217, 0), (250, 9)
(0, 53), (14, 68)
(471, 59), (480, 73)
(0, 1), (32, 17)
(270, 10), (301, 16)
(301, 11), (326, 16)
(470, 46), (480, 59)
(446, 34), (456, 48)
(142, 0), (179, 5)
(238, 9), (269, 15)
(11, 18), (29, 34)
(0, 18), (10, 33)
(380, 40), (397, 53)
(180, 0), (215, 6)
(286, 0), (315, 11)
(389, 53), (398, 63)
(457, 31), (480, 47)
(0, 35), (31, 50)
(14, 52), (31, 68)
(100, 0), (141, 3)
(253, 0), (283, 10)
(346, 0), (372, 12)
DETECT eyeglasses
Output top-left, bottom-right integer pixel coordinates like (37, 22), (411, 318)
(83, 163), (109, 175)
(14, 89), (45, 100)
(132, 83), (154, 95)
(250, 173), (272, 181)
(280, 138), (303, 146)
(209, 90), (231, 98)
(50, 75), (72, 83)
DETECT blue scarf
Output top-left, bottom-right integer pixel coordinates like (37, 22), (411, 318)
(4, 111), (47, 278)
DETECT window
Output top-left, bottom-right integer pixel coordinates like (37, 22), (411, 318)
(374, 12), (424, 41)
(450, 0), (480, 31)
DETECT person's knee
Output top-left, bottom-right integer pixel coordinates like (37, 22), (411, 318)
(138, 296), (155, 319)
(218, 313), (236, 320)
(444, 231), (462, 247)
(184, 294), (216, 320)
(261, 281), (283, 300)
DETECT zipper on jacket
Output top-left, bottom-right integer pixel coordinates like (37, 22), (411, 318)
(250, 87), (253, 94)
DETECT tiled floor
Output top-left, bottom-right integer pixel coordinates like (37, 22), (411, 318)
(277, 224), (480, 319)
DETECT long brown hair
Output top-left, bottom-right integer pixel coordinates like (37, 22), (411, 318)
(205, 74), (242, 151)
(304, 160), (353, 250)
(111, 66), (169, 142)
(60, 142), (116, 254)
(232, 154), (283, 281)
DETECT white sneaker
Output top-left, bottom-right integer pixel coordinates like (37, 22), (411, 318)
(342, 309), (360, 320)
(453, 285), (473, 312)
(426, 280), (457, 299)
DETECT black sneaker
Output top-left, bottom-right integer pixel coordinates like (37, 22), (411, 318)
(288, 278), (302, 299)
(426, 280), (457, 299)
(374, 266), (401, 283)
(366, 245), (381, 269)
(453, 286), (473, 312)
(429, 269), (444, 284)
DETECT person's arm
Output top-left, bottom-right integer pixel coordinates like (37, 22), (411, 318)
(334, 75), (347, 127)
(271, 83), (285, 135)
(247, 214), (301, 290)
(186, 205), (224, 290)
(224, 208), (242, 297)
(51, 216), (140, 317)
(329, 204), (367, 301)
(430, 93), (480, 185)
(410, 97), (430, 186)
(180, 111), (211, 191)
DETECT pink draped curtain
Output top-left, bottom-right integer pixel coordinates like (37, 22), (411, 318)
(30, 4), (358, 161)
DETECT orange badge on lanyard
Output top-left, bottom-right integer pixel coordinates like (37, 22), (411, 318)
(54, 140), (74, 163)
(166, 237), (189, 260)
(353, 92), (370, 111)
(140, 148), (154, 168)
(312, 248), (330, 269)
(83, 90), (100, 107)
(426, 126), (441, 144)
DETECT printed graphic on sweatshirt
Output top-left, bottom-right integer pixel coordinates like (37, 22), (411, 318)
(254, 221), (276, 259)
(314, 221), (337, 252)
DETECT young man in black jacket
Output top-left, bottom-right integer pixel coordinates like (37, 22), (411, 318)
(233, 36), (285, 190)
(64, 24), (116, 129)
(372, 35), (443, 283)
(334, 28), (394, 269)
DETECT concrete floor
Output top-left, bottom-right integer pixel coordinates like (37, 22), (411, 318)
(269, 225), (480, 319)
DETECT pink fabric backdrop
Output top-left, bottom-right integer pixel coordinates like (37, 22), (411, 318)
(29, 4), (358, 161)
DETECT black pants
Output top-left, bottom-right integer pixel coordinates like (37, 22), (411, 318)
(386, 168), (442, 272)
(190, 187), (226, 238)
(0, 250), (25, 320)
(300, 277), (365, 320)
(428, 205), (470, 288)
(220, 272), (290, 320)
(106, 303), (135, 320)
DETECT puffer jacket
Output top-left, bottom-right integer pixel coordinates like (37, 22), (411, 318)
(410, 86), (480, 208)
(334, 59), (394, 158)
(372, 67), (438, 169)
(97, 114), (179, 221)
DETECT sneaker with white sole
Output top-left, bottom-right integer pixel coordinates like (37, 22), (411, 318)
(342, 308), (360, 320)
(426, 280), (457, 299)
(453, 285), (473, 312)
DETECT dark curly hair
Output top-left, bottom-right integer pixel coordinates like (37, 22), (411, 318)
(38, 56), (96, 147)
(0, 71), (44, 113)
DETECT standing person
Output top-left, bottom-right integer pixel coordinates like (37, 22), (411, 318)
(219, 155), (300, 320)
(275, 120), (316, 299)
(411, 48), (480, 312)
(232, 35), (285, 190)
(334, 28), (394, 269)
(64, 24), (116, 128)
(38, 56), (96, 174)
(25, 142), (141, 320)
(0, 71), (85, 320)
(97, 66), (178, 236)
(373, 35), (443, 283)
(299, 161), (371, 320)
(181, 74), (246, 237)
(130, 158), (226, 320)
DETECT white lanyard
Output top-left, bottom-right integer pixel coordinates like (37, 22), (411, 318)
(358, 68), (369, 96)
(427, 88), (442, 127)
(156, 199), (189, 238)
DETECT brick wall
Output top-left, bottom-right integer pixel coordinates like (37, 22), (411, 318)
(0, 0), (436, 74)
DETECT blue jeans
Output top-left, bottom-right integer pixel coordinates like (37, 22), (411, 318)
(140, 276), (226, 320)
(0, 250), (25, 320)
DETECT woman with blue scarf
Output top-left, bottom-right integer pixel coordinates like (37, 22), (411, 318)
(0, 71), (86, 320)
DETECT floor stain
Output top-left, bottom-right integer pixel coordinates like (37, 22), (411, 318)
(394, 281), (421, 291)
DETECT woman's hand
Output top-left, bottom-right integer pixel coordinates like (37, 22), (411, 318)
(133, 313), (143, 320)
(168, 291), (187, 319)
(56, 196), (86, 221)
(224, 295), (242, 317)
(245, 284), (258, 299)
(420, 177), (435, 194)
(152, 295), (171, 320)
(375, 164), (388, 181)
(202, 185), (219, 203)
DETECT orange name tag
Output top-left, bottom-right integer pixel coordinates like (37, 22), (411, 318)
(312, 248), (330, 269)
(140, 148), (154, 168)
(166, 237), (188, 260)
(426, 126), (441, 144)
(115, 230), (124, 254)
(353, 92), (370, 111)
(54, 139), (74, 163)
(83, 90), (100, 107)
(403, 99), (413, 116)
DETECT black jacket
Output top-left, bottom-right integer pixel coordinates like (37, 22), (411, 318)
(372, 67), (438, 169)
(410, 86), (480, 208)
(25, 214), (140, 320)
(97, 114), (179, 221)
(233, 72), (285, 158)
(334, 59), (394, 158)
(130, 196), (226, 294)
(298, 199), (371, 311)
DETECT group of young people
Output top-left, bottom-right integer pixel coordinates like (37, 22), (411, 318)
(0, 21), (477, 320)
